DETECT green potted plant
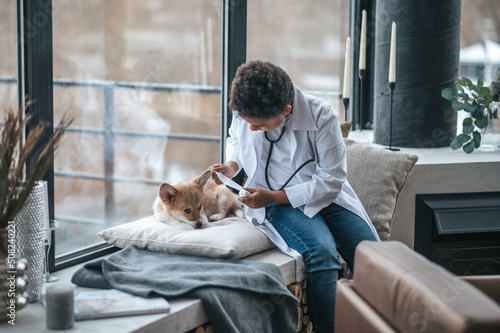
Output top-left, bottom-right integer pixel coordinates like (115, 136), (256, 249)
(441, 73), (500, 153)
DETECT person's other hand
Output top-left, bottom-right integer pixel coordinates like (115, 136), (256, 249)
(238, 188), (275, 209)
(209, 164), (236, 185)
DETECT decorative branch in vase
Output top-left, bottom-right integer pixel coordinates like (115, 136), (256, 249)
(1, 104), (72, 316)
(0, 105), (73, 233)
(441, 72), (500, 153)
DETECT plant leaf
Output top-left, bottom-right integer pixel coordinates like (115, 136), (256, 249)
(450, 133), (470, 150)
(441, 87), (455, 101)
(471, 105), (485, 119)
(463, 140), (475, 153)
(474, 116), (489, 129)
(452, 100), (465, 111)
(472, 130), (481, 148)
(480, 86), (490, 97)
(462, 77), (473, 88)
(477, 77), (484, 88)
(463, 118), (474, 135)
(464, 102), (477, 112)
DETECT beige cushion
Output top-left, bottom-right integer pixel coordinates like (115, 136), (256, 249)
(98, 216), (275, 259)
(353, 241), (500, 333)
(340, 121), (352, 138)
(344, 139), (418, 240)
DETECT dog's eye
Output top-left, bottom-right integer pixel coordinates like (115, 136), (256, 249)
(198, 204), (202, 211)
(184, 208), (192, 214)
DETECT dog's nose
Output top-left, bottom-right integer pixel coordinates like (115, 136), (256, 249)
(195, 221), (203, 229)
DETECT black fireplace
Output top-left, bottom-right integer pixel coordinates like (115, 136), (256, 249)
(415, 192), (500, 276)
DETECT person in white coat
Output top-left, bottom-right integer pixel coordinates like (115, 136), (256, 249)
(211, 60), (379, 333)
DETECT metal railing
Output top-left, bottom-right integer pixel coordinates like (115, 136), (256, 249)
(0, 75), (341, 224)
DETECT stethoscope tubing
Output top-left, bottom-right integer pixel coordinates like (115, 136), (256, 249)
(264, 120), (314, 191)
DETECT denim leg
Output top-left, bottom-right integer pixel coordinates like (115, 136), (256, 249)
(266, 204), (341, 333)
(318, 202), (378, 273)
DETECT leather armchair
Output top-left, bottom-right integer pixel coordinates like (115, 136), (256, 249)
(335, 241), (500, 333)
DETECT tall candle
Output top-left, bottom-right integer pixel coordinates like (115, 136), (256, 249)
(343, 36), (351, 99)
(359, 10), (367, 70)
(389, 22), (396, 83)
(46, 284), (74, 330)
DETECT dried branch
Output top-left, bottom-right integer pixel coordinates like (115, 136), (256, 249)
(0, 106), (73, 229)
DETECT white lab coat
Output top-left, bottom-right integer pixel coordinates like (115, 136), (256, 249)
(226, 86), (380, 281)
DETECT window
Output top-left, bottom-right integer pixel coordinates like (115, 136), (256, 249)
(247, 0), (349, 120)
(458, 0), (500, 134)
(51, 1), (223, 258)
(0, 3), (17, 114)
(460, 0), (500, 83)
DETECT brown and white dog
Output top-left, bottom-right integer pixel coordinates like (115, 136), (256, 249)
(153, 169), (244, 229)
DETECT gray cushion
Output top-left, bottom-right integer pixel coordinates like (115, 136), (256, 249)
(345, 138), (418, 240)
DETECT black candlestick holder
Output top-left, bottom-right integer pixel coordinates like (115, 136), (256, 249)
(358, 69), (365, 131)
(342, 97), (349, 122)
(386, 81), (400, 151)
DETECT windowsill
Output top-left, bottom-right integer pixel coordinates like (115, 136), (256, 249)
(2, 248), (296, 333)
(348, 130), (500, 165)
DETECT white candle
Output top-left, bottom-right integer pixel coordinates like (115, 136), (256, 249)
(359, 10), (367, 70)
(389, 22), (396, 83)
(46, 284), (74, 330)
(343, 36), (351, 99)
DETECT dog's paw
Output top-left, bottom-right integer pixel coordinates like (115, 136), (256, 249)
(234, 208), (245, 219)
(208, 213), (225, 221)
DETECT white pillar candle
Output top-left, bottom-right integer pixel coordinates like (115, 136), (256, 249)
(389, 22), (397, 83)
(359, 10), (367, 70)
(46, 284), (74, 330)
(343, 36), (351, 99)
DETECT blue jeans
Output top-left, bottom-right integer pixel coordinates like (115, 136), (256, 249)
(266, 202), (377, 333)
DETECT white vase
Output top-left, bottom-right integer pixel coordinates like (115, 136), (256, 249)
(13, 181), (48, 303)
(478, 118), (500, 152)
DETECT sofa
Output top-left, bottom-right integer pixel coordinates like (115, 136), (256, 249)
(335, 241), (500, 333)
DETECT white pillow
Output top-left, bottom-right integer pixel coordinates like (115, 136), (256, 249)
(98, 216), (276, 259)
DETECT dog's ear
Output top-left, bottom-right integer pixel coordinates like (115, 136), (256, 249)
(159, 183), (177, 204)
(195, 169), (211, 188)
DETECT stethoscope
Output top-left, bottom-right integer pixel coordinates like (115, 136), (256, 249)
(264, 112), (315, 191)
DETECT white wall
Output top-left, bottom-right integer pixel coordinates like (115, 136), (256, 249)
(390, 158), (500, 248)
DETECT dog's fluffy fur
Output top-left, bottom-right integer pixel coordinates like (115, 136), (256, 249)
(153, 169), (244, 229)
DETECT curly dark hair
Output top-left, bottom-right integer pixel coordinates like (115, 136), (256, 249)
(229, 60), (294, 119)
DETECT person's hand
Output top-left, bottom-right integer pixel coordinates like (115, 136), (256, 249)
(209, 163), (237, 185)
(238, 188), (277, 209)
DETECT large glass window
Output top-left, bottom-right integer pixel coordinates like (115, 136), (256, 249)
(458, 0), (500, 133)
(0, 4), (18, 114)
(247, 0), (350, 120)
(460, 0), (500, 83)
(52, 1), (223, 256)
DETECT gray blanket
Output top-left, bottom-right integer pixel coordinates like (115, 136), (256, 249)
(71, 246), (299, 333)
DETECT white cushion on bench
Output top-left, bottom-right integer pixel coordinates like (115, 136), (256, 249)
(98, 216), (276, 259)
